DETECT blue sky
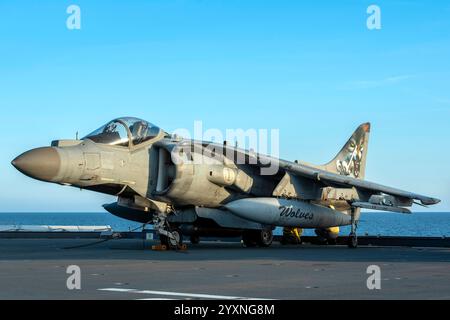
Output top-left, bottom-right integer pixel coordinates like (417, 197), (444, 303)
(0, 0), (449, 212)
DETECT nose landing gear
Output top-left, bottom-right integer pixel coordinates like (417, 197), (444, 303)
(153, 213), (187, 251)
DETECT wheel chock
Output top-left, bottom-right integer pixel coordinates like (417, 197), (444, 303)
(151, 244), (168, 251)
(151, 244), (188, 251)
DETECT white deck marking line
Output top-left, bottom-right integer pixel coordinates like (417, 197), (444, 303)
(98, 288), (271, 300)
(137, 298), (177, 301)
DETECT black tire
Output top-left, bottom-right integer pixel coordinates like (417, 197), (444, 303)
(347, 233), (358, 249)
(169, 229), (183, 248)
(159, 234), (169, 246)
(190, 235), (200, 245)
(328, 238), (337, 246)
(281, 235), (301, 245)
(257, 229), (273, 247)
(242, 231), (257, 247)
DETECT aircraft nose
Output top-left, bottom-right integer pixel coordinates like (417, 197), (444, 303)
(11, 147), (61, 182)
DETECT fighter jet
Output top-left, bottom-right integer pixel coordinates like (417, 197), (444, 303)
(11, 118), (440, 248)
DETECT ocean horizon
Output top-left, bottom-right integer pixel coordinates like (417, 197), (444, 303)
(0, 211), (449, 237)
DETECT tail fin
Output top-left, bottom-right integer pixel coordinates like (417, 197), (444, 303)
(321, 123), (370, 179)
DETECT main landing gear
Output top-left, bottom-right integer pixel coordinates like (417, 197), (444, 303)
(242, 229), (274, 248)
(348, 208), (358, 249)
(190, 235), (200, 245)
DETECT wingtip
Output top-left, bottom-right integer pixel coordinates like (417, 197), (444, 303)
(421, 198), (441, 205)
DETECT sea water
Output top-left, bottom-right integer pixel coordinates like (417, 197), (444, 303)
(0, 211), (449, 237)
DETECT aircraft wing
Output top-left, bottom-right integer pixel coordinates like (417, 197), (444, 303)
(170, 140), (440, 211)
(277, 159), (440, 206)
(234, 149), (440, 210)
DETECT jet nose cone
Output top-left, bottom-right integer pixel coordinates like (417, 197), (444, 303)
(12, 147), (61, 182)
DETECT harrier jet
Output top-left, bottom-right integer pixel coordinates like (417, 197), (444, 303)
(12, 118), (440, 248)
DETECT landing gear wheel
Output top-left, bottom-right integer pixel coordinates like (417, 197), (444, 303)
(328, 239), (337, 246)
(257, 229), (273, 247)
(168, 229), (183, 249)
(281, 235), (301, 245)
(190, 235), (200, 245)
(243, 230), (273, 248)
(281, 228), (302, 245)
(348, 233), (358, 249)
(159, 234), (169, 247)
(242, 231), (257, 247)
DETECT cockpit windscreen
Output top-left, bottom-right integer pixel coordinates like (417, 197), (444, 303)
(83, 117), (161, 147)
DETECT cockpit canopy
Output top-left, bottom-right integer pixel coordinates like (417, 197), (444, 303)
(83, 117), (162, 147)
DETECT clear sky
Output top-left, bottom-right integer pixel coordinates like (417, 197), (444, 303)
(0, 0), (449, 212)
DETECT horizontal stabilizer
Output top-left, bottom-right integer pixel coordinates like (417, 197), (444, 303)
(352, 202), (411, 214)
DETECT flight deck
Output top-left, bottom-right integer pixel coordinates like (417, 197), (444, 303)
(0, 237), (449, 300)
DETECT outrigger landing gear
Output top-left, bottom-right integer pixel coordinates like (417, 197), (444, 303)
(153, 213), (186, 251)
(348, 208), (358, 249)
